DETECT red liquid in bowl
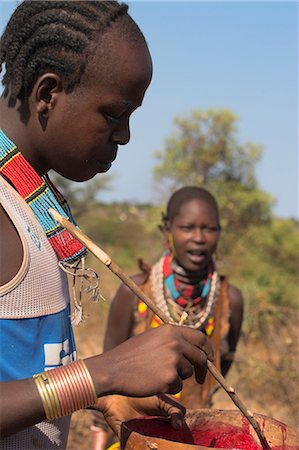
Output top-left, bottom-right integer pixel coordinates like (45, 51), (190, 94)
(124, 416), (291, 449)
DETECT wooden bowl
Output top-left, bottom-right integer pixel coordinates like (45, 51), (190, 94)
(120, 409), (299, 450)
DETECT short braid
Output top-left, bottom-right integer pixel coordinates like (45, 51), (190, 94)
(1, 2), (96, 61)
(3, 12), (92, 69)
(0, 0), (131, 102)
(9, 24), (90, 99)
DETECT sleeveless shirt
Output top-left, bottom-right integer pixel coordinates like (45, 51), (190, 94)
(0, 175), (76, 449)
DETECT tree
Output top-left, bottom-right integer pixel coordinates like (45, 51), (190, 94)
(154, 108), (275, 232)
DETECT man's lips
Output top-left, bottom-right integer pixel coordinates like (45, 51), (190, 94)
(89, 150), (118, 172)
(93, 161), (112, 172)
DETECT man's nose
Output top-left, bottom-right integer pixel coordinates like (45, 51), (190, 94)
(112, 121), (130, 145)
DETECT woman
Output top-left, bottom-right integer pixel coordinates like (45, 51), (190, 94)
(92, 186), (244, 449)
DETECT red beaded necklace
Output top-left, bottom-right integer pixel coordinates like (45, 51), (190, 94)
(0, 129), (86, 263)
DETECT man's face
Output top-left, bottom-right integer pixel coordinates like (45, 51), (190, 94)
(34, 32), (152, 182)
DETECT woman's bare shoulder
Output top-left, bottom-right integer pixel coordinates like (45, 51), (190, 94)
(227, 283), (244, 312)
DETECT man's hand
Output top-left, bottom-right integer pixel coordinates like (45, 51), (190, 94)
(85, 324), (214, 399)
(91, 394), (186, 437)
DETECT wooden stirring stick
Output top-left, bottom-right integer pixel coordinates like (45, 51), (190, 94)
(49, 208), (271, 449)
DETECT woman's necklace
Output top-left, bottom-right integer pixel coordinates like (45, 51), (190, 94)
(151, 255), (220, 330)
(164, 254), (214, 307)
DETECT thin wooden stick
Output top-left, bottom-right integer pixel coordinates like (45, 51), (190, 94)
(178, 311), (188, 326)
(49, 208), (271, 449)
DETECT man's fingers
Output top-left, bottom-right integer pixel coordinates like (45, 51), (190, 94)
(194, 362), (208, 384)
(157, 393), (186, 429)
(170, 412), (184, 430)
(177, 327), (213, 384)
(179, 343), (209, 384)
(177, 359), (194, 380)
(166, 377), (183, 395)
(180, 326), (215, 362)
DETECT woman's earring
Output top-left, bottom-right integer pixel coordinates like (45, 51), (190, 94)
(168, 233), (176, 258)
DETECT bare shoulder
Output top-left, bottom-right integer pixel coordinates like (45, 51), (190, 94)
(131, 271), (149, 286)
(111, 271), (149, 306)
(0, 203), (23, 285)
(227, 284), (244, 313)
(104, 270), (150, 349)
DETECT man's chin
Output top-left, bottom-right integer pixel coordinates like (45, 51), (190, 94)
(96, 162), (112, 173)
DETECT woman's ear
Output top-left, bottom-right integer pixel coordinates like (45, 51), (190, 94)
(161, 212), (170, 232)
(164, 221), (170, 232)
(162, 226), (175, 255)
(33, 73), (63, 116)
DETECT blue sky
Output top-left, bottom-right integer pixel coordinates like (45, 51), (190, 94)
(1, 1), (298, 219)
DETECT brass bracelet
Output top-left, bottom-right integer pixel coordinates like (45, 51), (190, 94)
(44, 371), (62, 418)
(33, 359), (97, 420)
(33, 372), (60, 420)
(80, 359), (98, 404)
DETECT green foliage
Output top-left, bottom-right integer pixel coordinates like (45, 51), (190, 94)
(214, 179), (275, 231)
(154, 108), (275, 230)
(154, 109), (259, 186)
(223, 219), (298, 315)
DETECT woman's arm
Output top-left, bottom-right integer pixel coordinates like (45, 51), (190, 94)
(221, 285), (244, 376)
(103, 273), (147, 351)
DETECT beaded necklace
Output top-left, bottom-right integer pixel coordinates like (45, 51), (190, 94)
(0, 129), (87, 263)
(0, 130), (101, 324)
(163, 253), (214, 307)
(149, 255), (220, 332)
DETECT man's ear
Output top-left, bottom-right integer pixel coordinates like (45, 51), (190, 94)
(33, 73), (64, 116)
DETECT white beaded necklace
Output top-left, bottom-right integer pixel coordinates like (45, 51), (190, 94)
(150, 256), (220, 329)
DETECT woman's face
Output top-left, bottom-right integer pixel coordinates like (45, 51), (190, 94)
(168, 198), (220, 272)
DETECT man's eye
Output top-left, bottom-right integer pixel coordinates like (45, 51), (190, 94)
(105, 113), (121, 124)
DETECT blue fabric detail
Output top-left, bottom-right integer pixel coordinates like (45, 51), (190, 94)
(0, 304), (76, 381)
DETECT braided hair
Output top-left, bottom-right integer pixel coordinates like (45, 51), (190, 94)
(0, 0), (144, 103)
(162, 186), (221, 230)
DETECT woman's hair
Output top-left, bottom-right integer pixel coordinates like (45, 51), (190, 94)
(163, 186), (220, 228)
(0, 0), (144, 102)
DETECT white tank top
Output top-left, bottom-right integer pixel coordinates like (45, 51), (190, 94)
(0, 175), (69, 318)
(0, 175), (76, 449)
